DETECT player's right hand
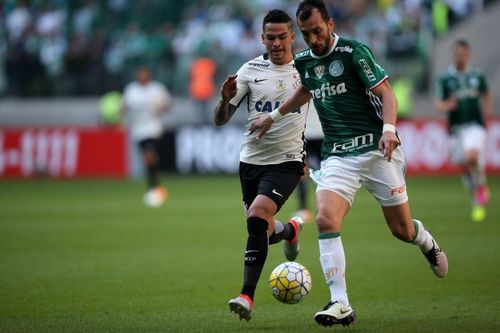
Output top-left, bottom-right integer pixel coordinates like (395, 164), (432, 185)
(221, 75), (238, 102)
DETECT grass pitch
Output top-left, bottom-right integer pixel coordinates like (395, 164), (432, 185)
(0, 175), (499, 332)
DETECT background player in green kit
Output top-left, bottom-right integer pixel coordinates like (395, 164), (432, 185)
(250, 0), (448, 327)
(434, 39), (493, 222)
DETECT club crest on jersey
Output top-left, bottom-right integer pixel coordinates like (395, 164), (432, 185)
(329, 60), (344, 77)
(276, 79), (286, 91)
(314, 65), (325, 79)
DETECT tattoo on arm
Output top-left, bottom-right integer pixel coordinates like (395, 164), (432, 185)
(213, 100), (237, 126)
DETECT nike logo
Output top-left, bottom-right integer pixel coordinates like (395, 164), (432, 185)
(272, 189), (284, 197)
(254, 78), (267, 83)
(340, 308), (352, 315)
(245, 250), (260, 254)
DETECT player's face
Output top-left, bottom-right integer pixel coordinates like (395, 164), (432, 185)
(136, 68), (151, 85)
(297, 9), (334, 56)
(261, 23), (295, 65)
(454, 45), (470, 71)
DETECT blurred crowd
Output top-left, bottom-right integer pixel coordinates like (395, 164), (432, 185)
(0, 0), (495, 97)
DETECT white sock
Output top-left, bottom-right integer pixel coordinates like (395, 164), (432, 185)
(411, 219), (434, 252)
(319, 236), (349, 305)
(273, 220), (284, 234)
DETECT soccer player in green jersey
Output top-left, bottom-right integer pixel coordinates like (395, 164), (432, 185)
(250, 0), (448, 327)
(434, 39), (493, 222)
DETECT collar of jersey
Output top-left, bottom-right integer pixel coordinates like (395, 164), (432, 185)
(447, 64), (470, 75)
(310, 33), (339, 59)
(263, 55), (295, 67)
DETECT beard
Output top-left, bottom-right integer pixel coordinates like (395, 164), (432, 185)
(311, 33), (332, 56)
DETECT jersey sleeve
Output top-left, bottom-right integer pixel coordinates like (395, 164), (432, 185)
(155, 83), (172, 109)
(229, 64), (250, 108)
(352, 44), (388, 90)
(478, 71), (488, 94)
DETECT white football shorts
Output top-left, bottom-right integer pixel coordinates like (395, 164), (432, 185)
(449, 123), (486, 164)
(309, 147), (408, 207)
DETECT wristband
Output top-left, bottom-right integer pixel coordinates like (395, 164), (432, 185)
(269, 108), (285, 122)
(382, 124), (396, 133)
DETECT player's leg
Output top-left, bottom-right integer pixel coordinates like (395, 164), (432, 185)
(229, 162), (302, 320)
(139, 139), (167, 206)
(294, 174), (313, 222)
(362, 147), (448, 278)
(463, 148), (488, 221)
(309, 156), (359, 327)
(294, 139), (323, 222)
(139, 139), (160, 188)
(229, 194), (275, 321)
(229, 163), (267, 320)
(382, 203), (448, 278)
(314, 189), (357, 323)
(458, 125), (488, 221)
(261, 162), (305, 259)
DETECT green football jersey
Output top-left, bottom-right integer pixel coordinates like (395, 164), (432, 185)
(294, 34), (388, 159)
(434, 65), (488, 133)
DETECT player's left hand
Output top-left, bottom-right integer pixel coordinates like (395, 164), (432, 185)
(378, 131), (400, 162)
(249, 114), (273, 140)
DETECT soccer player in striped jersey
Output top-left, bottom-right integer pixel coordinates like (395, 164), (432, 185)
(250, 0), (448, 327)
(434, 39), (492, 222)
(213, 10), (309, 322)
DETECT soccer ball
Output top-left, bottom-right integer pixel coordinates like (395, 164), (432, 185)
(268, 261), (312, 304)
(143, 186), (168, 207)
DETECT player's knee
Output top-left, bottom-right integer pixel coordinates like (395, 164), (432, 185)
(315, 213), (342, 233)
(143, 152), (156, 165)
(247, 207), (273, 221)
(464, 150), (480, 166)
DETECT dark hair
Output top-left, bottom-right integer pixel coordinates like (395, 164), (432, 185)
(296, 0), (330, 22)
(262, 9), (293, 31)
(455, 39), (470, 49)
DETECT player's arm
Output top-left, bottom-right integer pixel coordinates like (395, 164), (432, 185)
(372, 80), (400, 162)
(433, 77), (457, 113)
(352, 44), (399, 161)
(481, 91), (493, 120)
(479, 72), (493, 121)
(434, 99), (458, 113)
(213, 75), (238, 126)
(249, 85), (311, 139)
(155, 86), (172, 114)
(160, 87), (173, 114)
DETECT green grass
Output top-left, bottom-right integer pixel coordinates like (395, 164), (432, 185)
(0, 175), (499, 332)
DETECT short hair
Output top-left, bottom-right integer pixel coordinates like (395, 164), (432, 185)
(455, 39), (470, 49)
(262, 9), (293, 32)
(296, 0), (330, 22)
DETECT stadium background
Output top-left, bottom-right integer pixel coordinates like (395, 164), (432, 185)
(0, 0), (499, 178)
